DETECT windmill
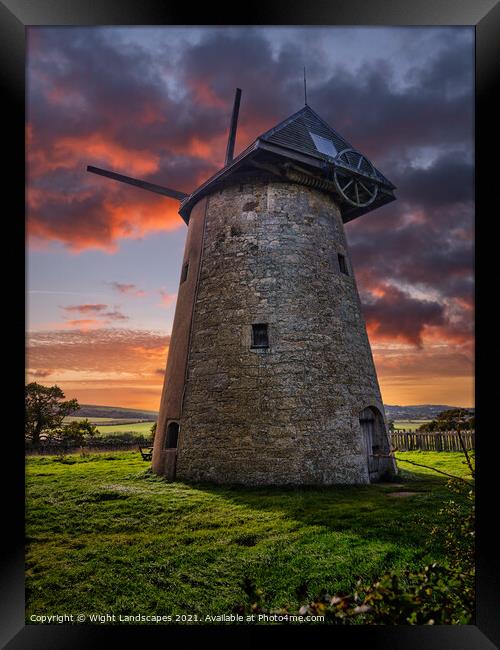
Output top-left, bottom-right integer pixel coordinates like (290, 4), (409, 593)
(88, 87), (397, 485)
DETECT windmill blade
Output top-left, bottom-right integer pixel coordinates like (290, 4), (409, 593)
(224, 88), (242, 166)
(87, 166), (188, 201)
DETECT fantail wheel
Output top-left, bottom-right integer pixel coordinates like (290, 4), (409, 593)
(333, 149), (378, 208)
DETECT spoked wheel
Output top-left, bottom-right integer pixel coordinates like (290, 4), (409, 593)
(333, 149), (378, 208)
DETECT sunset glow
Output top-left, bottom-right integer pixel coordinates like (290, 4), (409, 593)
(27, 27), (474, 409)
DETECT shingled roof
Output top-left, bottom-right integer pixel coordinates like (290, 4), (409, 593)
(259, 105), (393, 188)
(179, 104), (396, 221)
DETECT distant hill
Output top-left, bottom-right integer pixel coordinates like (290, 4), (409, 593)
(75, 405), (158, 420)
(383, 404), (474, 420)
(71, 403), (473, 423)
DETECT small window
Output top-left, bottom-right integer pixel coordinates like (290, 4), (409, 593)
(251, 323), (269, 349)
(309, 132), (338, 158)
(338, 253), (349, 275)
(165, 421), (179, 449)
(181, 262), (189, 283)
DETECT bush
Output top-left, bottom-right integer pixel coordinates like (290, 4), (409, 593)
(97, 432), (152, 446)
(418, 408), (474, 432)
(294, 561), (473, 624)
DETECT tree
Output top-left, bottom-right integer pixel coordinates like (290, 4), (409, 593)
(150, 421), (157, 443)
(25, 383), (79, 446)
(57, 419), (97, 446)
(418, 408), (474, 432)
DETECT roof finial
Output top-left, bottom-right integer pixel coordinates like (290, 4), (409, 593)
(303, 66), (308, 106)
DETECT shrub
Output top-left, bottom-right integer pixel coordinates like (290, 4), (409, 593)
(417, 408), (474, 432)
(97, 432), (151, 446)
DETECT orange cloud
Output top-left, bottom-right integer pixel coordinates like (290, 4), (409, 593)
(100, 196), (182, 241)
(62, 319), (104, 331)
(28, 328), (169, 373)
(423, 324), (474, 348)
(128, 344), (167, 363)
(378, 375), (474, 408)
(26, 325), (474, 411)
(185, 78), (227, 109)
(31, 132), (160, 179)
(27, 185), (183, 253)
(27, 328), (170, 409)
(158, 290), (177, 308)
(370, 340), (474, 407)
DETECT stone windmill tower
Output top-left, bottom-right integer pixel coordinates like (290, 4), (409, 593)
(88, 88), (397, 485)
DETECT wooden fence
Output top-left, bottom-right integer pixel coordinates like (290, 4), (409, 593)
(26, 431), (475, 455)
(389, 430), (475, 452)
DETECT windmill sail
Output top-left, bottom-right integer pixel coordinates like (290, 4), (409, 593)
(87, 166), (188, 201)
(224, 88), (242, 166)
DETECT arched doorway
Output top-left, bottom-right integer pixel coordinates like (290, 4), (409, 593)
(165, 421), (179, 449)
(359, 406), (390, 481)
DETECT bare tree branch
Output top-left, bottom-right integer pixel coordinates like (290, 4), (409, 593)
(456, 427), (475, 478)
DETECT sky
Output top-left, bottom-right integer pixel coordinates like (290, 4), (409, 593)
(26, 26), (474, 410)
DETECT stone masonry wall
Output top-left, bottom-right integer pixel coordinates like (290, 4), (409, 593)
(175, 180), (393, 485)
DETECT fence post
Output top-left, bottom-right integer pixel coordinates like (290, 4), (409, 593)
(388, 430), (475, 453)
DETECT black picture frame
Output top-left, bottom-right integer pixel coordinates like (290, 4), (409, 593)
(3, 1), (498, 647)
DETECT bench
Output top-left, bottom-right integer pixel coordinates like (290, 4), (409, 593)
(139, 446), (154, 461)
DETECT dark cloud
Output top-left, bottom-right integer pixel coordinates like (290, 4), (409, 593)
(102, 310), (129, 321)
(391, 152), (473, 208)
(27, 27), (473, 353)
(109, 282), (146, 297)
(346, 145), (474, 327)
(60, 303), (129, 324)
(350, 219), (473, 291)
(361, 284), (446, 347)
(312, 37), (473, 163)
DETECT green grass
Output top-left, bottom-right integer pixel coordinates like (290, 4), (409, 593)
(25, 451), (472, 623)
(62, 417), (155, 434)
(393, 420), (431, 431)
(63, 417), (128, 424)
(95, 421), (155, 436)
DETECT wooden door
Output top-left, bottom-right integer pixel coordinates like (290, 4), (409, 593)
(360, 412), (378, 478)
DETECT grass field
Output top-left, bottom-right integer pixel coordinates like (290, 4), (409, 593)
(393, 420), (431, 431)
(94, 421), (155, 436)
(63, 417), (119, 424)
(25, 451), (472, 623)
(62, 417), (155, 434)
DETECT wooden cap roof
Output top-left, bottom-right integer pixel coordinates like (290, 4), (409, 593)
(179, 105), (396, 223)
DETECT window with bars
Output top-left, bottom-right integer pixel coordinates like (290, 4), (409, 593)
(338, 253), (349, 275)
(251, 323), (269, 349)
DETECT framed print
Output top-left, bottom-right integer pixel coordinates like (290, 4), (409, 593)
(2, 0), (498, 647)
